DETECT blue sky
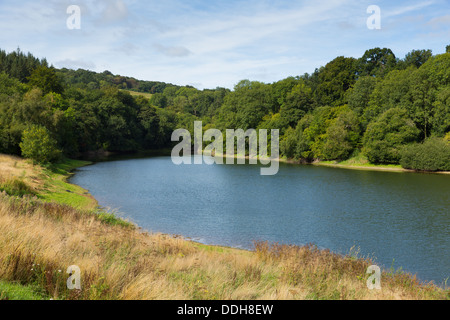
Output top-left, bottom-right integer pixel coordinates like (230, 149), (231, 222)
(0, 0), (449, 89)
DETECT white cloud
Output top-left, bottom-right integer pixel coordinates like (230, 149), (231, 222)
(153, 44), (192, 57)
(426, 14), (450, 28)
(55, 59), (96, 70)
(99, 0), (129, 24)
(0, 0), (448, 89)
(384, 1), (435, 18)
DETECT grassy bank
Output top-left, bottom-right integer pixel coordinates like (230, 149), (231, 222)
(283, 153), (449, 174)
(209, 151), (410, 173)
(0, 154), (448, 300)
(313, 153), (407, 173)
(0, 154), (97, 209)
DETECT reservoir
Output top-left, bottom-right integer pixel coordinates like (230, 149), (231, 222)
(71, 155), (450, 286)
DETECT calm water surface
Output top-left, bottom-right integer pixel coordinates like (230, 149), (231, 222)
(71, 156), (450, 285)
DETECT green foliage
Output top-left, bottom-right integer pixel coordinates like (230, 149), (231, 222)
(0, 47), (449, 171)
(139, 104), (161, 148)
(58, 68), (175, 93)
(304, 106), (351, 159)
(27, 66), (63, 94)
(280, 79), (313, 127)
(364, 68), (414, 124)
(363, 108), (420, 164)
(0, 72), (26, 96)
(346, 76), (377, 117)
(0, 48), (47, 82)
(271, 76), (300, 109)
(400, 138), (450, 171)
(401, 49), (433, 69)
(432, 87), (450, 136)
(216, 80), (275, 130)
(97, 211), (134, 228)
(410, 54), (450, 136)
(357, 47), (397, 77)
(150, 92), (168, 108)
(280, 114), (314, 161)
(0, 281), (48, 300)
(314, 56), (357, 106)
(0, 178), (36, 197)
(280, 127), (298, 159)
(321, 108), (360, 160)
(20, 125), (61, 163)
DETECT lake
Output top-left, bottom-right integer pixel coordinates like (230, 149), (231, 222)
(70, 155), (450, 286)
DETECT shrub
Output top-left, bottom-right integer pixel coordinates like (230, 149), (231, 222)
(400, 137), (450, 171)
(363, 108), (420, 164)
(20, 125), (61, 164)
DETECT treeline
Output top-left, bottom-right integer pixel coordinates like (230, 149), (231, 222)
(0, 50), (207, 160)
(57, 68), (179, 94)
(216, 47), (449, 171)
(0, 48), (49, 83)
(0, 47), (449, 171)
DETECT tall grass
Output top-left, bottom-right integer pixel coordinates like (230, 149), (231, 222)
(0, 177), (36, 197)
(0, 192), (448, 300)
(0, 154), (448, 300)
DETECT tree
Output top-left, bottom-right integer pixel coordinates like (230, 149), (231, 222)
(20, 125), (61, 163)
(172, 95), (189, 113)
(27, 66), (64, 94)
(314, 56), (357, 106)
(258, 113), (288, 135)
(280, 80), (313, 127)
(0, 48), (46, 82)
(446, 45), (450, 54)
(321, 108), (360, 160)
(362, 108), (420, 164)
(15, 88), (53, 128)
(357, 47), (397, 77)
(346, 76), (377, 116)
(150, 93), (167, 108)
(294, 114), (314, 160)
(271, 77), (300, 111)
(139, 105), (160, 148)
(280, 127), (298, 159)
(0, 72), (26, 96)
(364, 68), (414, 125)
(300, 106), (346, 159)
(162, 86), (180, 107)
(401, 49), (432, 69)
(216, 80), (275, 130)
(408, 53), (450, 138)
(431, 86), (450, 136)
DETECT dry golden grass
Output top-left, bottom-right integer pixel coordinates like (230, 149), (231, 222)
(0, 154), (448, 300)
(0, 154), (42, 190)
(0, 154), (96, 209)
(0, 193), (448, 300)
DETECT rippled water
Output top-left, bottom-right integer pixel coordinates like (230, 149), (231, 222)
(71, 155), (450, 285)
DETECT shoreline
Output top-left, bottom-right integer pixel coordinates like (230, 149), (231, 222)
(70, 154), (448, 286)
(202, 151), (450, 175)
(1, 153), (448, 299)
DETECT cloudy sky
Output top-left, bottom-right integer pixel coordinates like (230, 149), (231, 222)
(0, 0), (449, 89)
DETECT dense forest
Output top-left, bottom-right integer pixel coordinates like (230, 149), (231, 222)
(0, 46), (449, 171)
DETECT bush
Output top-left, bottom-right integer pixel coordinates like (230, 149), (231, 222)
(363, 108), (420, 164)
(20, 125), (61, 163)
(400, 137), (450, 171)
